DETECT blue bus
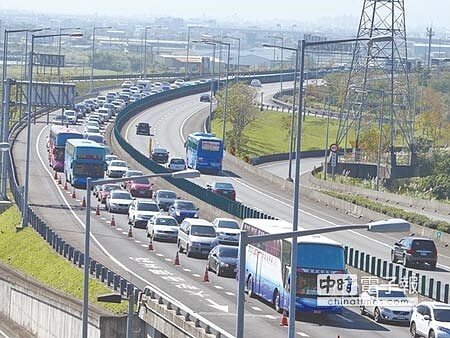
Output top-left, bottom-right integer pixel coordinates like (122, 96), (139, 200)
(242, 218), (346, 314)
(48, 125), (84, 172)
(185, 132), (223, 172)
(64, 139), (106, 189)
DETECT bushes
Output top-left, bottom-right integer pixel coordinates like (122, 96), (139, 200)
(324, 190), (450, 233)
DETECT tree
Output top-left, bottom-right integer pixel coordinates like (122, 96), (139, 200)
(215, 83), (258, 154)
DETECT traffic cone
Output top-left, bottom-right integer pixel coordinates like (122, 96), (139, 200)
(71, 188), (76, 199)
(110, 215), (116, 227)
(81, 197), (86, 207)
(64, 181), (68, 190)
(280, 310), (288, 326)
(95, 204), (100, 216)
(57, 175), (62, 185)
(147, 238), (154, 251)
(174, 252), (180, 265)
(128, 224), (133, 237)
(54, 171), (58, 180)
(202, 265), (210, 282)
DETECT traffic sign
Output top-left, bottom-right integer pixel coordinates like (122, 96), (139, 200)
(329, 143), (339, 153)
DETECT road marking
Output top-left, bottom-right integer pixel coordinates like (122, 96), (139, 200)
(206, 299), (229, 313)
(165, 258), (172, 262)
(141, 244), (147, 248)
(225, 292), (234, 296)
(192, 273), (201, 278)
(183, 268), (191, 272)
(0, 328), (11, 338)
(251, 306), (263, 311)
(213, 285), (223, 290)
(155, 253), (164, 257)
(264, 315), (277, 319)
(336, 314), (353, 323)
(297, 332), (309, 337)
(135, 240), (142, 244)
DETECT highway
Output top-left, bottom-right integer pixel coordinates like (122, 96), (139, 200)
(10, 82), (449, 338)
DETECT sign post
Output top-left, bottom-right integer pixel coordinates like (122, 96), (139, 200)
(329, 143), (339, 182)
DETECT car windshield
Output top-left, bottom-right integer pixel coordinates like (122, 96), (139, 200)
(412, 240), (435, 250)
(138, 203), (159, 211)
(127, 171), (142, 177)
(103, 184), (121, 192)
(112, 192), (132, 199)
(434, 309), (450, 322)
(133, 177), (150, 184)
(154, 149), (168, 154)
(158, 191), (176, 199)
(217, 220), (240, 229)
(111, 161), (126, 167)
(215, 182), (234, 190)
(155, 217), (178, 227)
(191, 225), (216, 237)
(177, 201), (195, 210)
(219, 246), (239, 258)
(171, 158), (185, 164)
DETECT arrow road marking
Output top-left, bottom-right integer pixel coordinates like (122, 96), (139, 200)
(206, 299), (229, 313)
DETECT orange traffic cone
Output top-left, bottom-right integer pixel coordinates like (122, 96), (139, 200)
(58, 175), (62, 185)
(64, 181), (68, 190)
(81, 197), (86, 207)
(280, 310), (288, 326)
(71, 188), (76, 199)
(202, 265), (210, 282)
(110, 215), (116, 227)
(128, 225), (133, 237)
(95, 204), (100, 216)
(174, 252), (180, 265)
(147, 238), (154, 251)
(54, 171), (58, 180)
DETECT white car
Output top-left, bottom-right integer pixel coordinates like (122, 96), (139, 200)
(211, 218), (241, 245)
(107, 160), (128, 178)
(63, 110), (77, 124)
(84, 125), (100, 134)
(360, 285), (413, 323)
(105, 154), (118, 167)
(147, 215), (179, 241)
(410, 301), (450, 338)
(167, 157), (186, 171)
(128, 199), (161, 229)
(105, 189), (133, 213)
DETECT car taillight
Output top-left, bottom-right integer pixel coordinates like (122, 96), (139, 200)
(407, 249), (414, 255)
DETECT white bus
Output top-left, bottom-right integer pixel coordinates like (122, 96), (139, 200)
(242, 218), (346, 314)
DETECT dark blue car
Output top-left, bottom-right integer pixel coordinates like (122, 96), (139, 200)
(168, 200), (199, 223)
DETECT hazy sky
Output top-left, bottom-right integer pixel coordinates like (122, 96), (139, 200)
(1, 0), (449, 31)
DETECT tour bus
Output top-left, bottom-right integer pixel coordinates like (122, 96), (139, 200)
(64, 139), (106, 189)
(242, 218), (346, 314)
(185, 132), (224, 172)
(48, 125), (84, 172)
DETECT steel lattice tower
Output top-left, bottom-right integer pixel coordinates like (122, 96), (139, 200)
(336, 0), (413, 168)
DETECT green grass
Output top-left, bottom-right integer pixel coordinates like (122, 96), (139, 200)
(0, 205), (128, 314)
(211, 110), (353, 157)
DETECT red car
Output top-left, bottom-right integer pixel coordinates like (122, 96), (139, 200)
(126, 176), (153, 198)
(97, 184), (122, 204)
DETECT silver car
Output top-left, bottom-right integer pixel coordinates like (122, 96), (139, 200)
(105, 190), (133, 214)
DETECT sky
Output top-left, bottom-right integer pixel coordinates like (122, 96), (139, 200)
(1, 0), (449, 32)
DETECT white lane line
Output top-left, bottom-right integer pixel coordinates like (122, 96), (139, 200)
(251, 306), (262, 311)
(135, 240), (142, 244)
(165, 258), (172, 262)
(192, 273), (201, 278)
(213, 285), (223, 290)
(183, 268), (191, 272)
(155, 253), (164, 257)
(336, 314), (353, 323)
(0, 328), (11, 338)
(297, 332), (309, 337)
(225, 292), (234, 296)
(141, 244), (147, 248)
(264, 315), (277, 319)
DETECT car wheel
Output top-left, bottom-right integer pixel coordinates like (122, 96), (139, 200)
(247, 275), (254, 298)
(273, 289), (282, 313)
(403, 255), (409, 267)
(410, 322), (419, 338)
(178, 241), (184, 253)
(186, 245), (192, 257)
(390, 251), (397, 263)
(374, 307), (382, 323)
(429, 330), (435, 338)
(360, 306), (366, 316)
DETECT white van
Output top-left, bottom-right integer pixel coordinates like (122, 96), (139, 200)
(177, 218), (217, 257)
(135, 80), (153, 92)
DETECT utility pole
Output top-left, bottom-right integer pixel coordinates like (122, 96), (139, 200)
(426, 26), (434, 70)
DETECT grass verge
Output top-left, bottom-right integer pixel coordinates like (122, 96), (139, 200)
(0, 204), (128, 314)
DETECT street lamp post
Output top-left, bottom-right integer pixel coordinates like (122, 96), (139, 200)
(224, 35), (240, 82)
(58, 27), (81, 82)
(90, 26), (111, 93)
(236, 218), (410, 338)
(263, 43), (297, 181)
(21, 32), (83, 228)
(142, 25), (161, 79)
(82, 169), (201, 338)
(184, 25), (203, 81)
(214, 41), (231, 149)
(323, 96), (334, 181)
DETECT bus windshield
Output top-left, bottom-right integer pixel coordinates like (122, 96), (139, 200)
(297, 243), (345, 271)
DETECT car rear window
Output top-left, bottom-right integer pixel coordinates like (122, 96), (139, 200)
(191, 225), (216, 237)
(215, 182), (234, 190)
(412, 240), (436, 250)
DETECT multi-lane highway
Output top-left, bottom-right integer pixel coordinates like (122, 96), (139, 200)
(11, 82), (450, 338)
